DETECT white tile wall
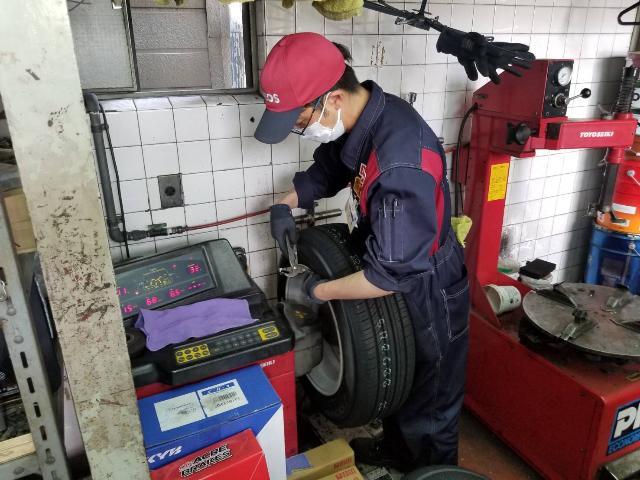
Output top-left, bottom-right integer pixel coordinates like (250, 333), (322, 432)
(101, 0), (632, 297)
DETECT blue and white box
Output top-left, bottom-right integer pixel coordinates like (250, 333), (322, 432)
(138, 365), (285, 480)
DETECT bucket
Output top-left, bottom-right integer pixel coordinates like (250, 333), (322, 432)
(596, 153), (640, 234)
(484, 284), (522, 315)
(585, 224), (640, 294)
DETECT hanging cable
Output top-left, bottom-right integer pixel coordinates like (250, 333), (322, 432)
(453, 103), (478, 217)
(99, 105), (131, 259)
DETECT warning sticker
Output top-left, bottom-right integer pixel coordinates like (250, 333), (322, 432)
(487, 163), (510, 201)
(198, 379), (248, 417)
(154, 392), (206, 432)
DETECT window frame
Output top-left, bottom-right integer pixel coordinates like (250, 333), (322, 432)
(92, 0), (259, 99)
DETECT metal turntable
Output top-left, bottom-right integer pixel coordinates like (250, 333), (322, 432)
(523, 283), (640, 360)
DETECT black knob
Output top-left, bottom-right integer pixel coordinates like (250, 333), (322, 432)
(554, 94), (568, 108)
(514, 123), (532, 145)
(580, 88), (591, 99)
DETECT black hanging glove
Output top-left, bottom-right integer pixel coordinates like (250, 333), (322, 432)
(436, 28), (535, 84)
(270, 204), (297, 258)
(488, 41), (536, 82)
(436, 29), (486, 81)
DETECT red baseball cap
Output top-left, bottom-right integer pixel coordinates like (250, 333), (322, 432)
(255, 32), (346, 144)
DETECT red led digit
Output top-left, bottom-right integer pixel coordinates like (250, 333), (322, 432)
(168, 289), (182, 299)
(187, 263), (201, 275)
(116, 287), (127, 297)
(145, 296), (159, 306)
(122, 304), (135, 314)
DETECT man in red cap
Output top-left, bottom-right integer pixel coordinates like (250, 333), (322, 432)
(255, 32), (470, 470)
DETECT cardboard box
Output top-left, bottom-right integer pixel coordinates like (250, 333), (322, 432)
(2, 189), (36, 254)
(150, 429), (269, 480)
(319, 466), (364, 480)
(286, 439), (354, 480)
(139, 365), (285, 479)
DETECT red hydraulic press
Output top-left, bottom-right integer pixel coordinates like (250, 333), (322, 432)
(462, 59), (640, 479)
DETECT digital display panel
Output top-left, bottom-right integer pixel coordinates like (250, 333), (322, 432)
(115, 251), (213, 317)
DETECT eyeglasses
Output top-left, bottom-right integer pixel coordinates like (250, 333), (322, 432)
(291, 96), (324, 136)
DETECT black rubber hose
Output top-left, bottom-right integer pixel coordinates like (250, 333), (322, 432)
(100, 104), (131, 258)
(454, 103), (478, 216)
(83, 93), (126, 244)
(598, 163), (620, 213)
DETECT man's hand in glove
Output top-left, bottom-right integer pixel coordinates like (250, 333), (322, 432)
(436, 28), (535, 84)
(302, 271), (327, 305)
(270, 204), (297, 258)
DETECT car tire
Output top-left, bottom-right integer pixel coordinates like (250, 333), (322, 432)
(279, 223), (416, 427)
(403, 466), (489, 480)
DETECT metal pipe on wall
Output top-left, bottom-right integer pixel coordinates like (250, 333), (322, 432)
(84, 93), (125, 243)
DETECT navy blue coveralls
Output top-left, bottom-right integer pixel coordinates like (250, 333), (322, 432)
(293, 81), (470, 465)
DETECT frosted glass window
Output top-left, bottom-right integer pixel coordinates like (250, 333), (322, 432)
(69, 0), (253, 93)
(68, 0), (136, 91)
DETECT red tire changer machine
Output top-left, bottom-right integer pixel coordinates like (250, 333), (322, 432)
(461, 59), (640, 479)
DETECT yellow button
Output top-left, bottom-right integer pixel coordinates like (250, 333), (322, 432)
(258, 326), (280, 341)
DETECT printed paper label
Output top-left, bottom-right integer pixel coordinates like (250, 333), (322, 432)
(487, 163), (510, 201)
(345, 194), (359, 233)
(154, 392), (206, 432)
(198, 379), (248, 417)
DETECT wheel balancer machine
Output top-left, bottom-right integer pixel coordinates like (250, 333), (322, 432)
(461, 59), (640, 479)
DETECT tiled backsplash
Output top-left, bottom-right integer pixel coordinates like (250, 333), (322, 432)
(100, 0), (633, 299)
(102, 94), (285, 300)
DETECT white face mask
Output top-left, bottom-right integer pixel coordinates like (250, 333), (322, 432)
(302, 95), (345, 143)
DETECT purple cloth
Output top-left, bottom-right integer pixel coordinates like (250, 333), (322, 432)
(135, 298), (255, 351)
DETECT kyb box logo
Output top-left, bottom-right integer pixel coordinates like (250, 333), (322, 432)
(148, 446), (183, 464)
(608, 399), (640, 455)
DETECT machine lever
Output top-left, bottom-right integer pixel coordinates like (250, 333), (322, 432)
(553, 88), (591, 108)
(507, 122), (533, 145)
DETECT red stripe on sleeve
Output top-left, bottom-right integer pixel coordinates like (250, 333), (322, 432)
(359, 150), (381, 217)
(422, 148), (445, 254)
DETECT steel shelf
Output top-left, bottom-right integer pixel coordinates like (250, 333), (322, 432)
(0, 202), (71, 479)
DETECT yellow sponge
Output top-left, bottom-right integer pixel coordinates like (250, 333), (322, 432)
(451, 215), (473, 247)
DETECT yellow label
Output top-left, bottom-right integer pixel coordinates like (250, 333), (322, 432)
(257, 326), (280, 341)
(487, 163), (510, 201)
(175, 343), (211, 364)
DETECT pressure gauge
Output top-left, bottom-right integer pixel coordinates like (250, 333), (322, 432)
(556, 66), (573, 86)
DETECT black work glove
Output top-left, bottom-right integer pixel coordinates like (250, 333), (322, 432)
(302, 271), (327, 305)
(270, 204), (297, 258)
(436, 28), (535, 84)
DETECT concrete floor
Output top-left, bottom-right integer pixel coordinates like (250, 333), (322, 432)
(305, 407), (542, 479)
(458, 409), (541, 480)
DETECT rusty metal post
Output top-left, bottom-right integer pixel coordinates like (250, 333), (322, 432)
(0, 1), (149, 478)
